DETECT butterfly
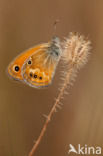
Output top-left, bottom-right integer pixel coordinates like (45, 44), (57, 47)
(7, 36), (62, 88)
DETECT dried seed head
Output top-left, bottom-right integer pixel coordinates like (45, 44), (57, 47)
(62, 32), (91, 70)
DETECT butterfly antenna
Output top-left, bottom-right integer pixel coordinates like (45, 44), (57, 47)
(53, 19), (60, 36)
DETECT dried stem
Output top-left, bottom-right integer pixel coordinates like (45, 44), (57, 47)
(28, 66), (74, 156)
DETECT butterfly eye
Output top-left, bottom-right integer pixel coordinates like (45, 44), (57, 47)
(13, 65), (20, 72)
(27, 60), (32, 65)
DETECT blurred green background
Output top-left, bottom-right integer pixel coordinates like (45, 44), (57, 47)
(0, 0), (103, 155)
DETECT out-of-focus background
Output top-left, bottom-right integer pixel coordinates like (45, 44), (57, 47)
(0, 0), (103, 156)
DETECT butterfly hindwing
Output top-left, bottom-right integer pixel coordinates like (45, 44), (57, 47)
(21, 48), (57, 88)
(21, 37), (62, 88)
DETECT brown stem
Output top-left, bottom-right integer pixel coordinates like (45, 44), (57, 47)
(28, 68), (73, 156)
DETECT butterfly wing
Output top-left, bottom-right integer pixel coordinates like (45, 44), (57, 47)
(21, 38), (62, 88)
(7, 44), (46, 81)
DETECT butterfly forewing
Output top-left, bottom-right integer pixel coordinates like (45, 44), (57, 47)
(7, 44), (46, 81)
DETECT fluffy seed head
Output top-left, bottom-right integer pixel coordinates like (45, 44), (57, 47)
(62, 32), (91, 70)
